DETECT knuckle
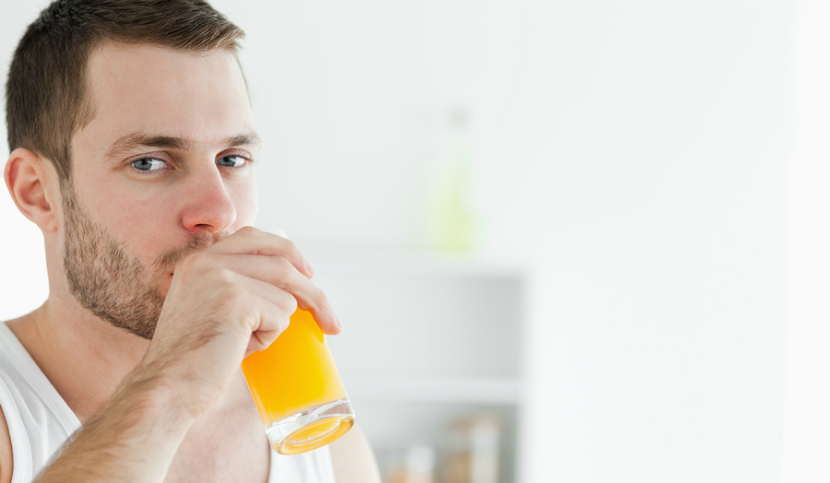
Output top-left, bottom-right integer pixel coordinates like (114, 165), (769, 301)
(287, 244), (304, 265)
(181, 251), (211, 271)
(276, 236), (299, 257)
(284, 238), (299, 254)
(272, 288), (298, 313)
(212, 274), (247, 307)
(279, 313), (291, 333)
(310, 285), (328, 308)
(178, 253), (198, 271)
(263, 307), (291, 336)
(213, 267), (237, 286)
(240, 225), (260, 236)
(287, 294), (299, 313)
(246, 226), (270, 244)
(273, 256), (295, 276)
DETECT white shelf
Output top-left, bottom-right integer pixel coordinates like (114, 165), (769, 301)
(347, 376), (523, 404)
(298, 243), (527, 483)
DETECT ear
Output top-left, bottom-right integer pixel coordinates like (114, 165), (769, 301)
(4, 148), (61, 233)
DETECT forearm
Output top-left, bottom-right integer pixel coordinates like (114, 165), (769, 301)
(35, 367), (195, 483)
(330, 424), (382, 483)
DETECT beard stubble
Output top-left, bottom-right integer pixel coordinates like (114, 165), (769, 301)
(61, 182), (218, 340)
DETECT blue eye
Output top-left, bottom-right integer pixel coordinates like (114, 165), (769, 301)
(217, 155), (247, 167)
(131, 158), (166, 171)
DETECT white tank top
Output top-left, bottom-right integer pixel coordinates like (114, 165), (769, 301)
(0, 322), (335, 483)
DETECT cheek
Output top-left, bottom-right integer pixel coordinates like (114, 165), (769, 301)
(233, 180), (259, 226)
(95, 191), (181, 260)
(106, 191), (176, 230)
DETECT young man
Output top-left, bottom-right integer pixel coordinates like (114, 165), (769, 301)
(0, 1), (379, 482)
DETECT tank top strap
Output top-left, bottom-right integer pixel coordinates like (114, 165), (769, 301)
(0, 322), (82, 483)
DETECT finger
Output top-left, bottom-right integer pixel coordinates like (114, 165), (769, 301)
(237, 277), (297, 353)
(208, 226), (314, 278)
(204, 253), (341, 335)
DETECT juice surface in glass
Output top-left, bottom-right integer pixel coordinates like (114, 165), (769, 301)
(242, 308), (353, 454)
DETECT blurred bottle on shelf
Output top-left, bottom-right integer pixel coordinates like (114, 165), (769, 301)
(440, 414), (501, 483)
(426, 106), (481, 255)
(386, 445), (437, 483)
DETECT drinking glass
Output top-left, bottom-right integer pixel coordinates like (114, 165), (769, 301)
(242, 308), (355, 454)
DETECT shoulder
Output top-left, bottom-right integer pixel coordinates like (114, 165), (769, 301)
(0, 403), (13, 483)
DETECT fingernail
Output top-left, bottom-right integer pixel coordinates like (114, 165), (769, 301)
(305, 260), (315, 277)
(335, 315), (342, 329)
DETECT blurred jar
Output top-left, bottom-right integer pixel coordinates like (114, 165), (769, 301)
(441, 414), (501, 483)
(386, 445), (436, 483)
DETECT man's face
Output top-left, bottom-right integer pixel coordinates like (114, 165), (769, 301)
(62, 43), (260, 339)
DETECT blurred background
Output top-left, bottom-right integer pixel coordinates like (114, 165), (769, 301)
(3, 1), (830, 482)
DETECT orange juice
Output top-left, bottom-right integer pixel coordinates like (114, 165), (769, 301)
(242, 308), (354, 454)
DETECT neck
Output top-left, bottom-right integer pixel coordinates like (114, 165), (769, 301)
(7, 293), (150, 423)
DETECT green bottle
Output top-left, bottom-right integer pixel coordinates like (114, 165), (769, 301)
(428, 107), (479, 254)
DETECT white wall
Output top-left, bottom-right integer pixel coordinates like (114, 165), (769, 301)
(1, 1), (794, 481)
(783, 1), (830, 481)
(0, 1), (52, 320)
(500, 3), (791, 482)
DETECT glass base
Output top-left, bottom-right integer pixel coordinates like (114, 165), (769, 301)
(265, 398), (355, 455)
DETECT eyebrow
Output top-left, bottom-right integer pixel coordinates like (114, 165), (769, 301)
(104, 132), (261, 159)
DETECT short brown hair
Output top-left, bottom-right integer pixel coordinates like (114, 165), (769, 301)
(5, 0), (245, 183)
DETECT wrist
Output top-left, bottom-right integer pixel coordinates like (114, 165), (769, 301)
(117, 363), (201, 431)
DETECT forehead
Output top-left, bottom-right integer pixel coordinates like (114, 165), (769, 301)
(80, 42), (253, 150)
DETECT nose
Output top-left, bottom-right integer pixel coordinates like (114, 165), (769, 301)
(180, 164), (237, 234)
